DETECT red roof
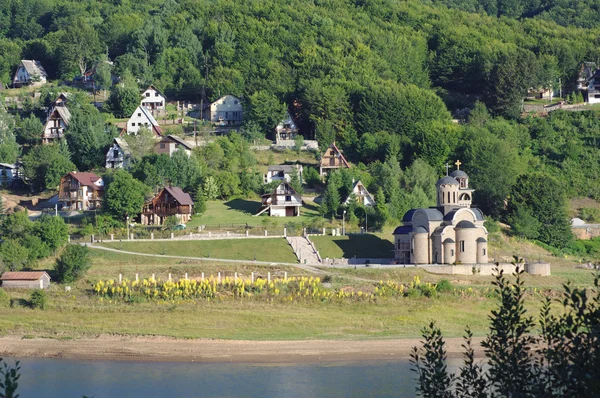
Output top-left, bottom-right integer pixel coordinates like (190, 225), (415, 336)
(1, 271), (50, 281)
(68, 172), (104, 191)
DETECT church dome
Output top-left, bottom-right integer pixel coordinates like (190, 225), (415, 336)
(436, 176), (459, 186)
(450, 170), (468, 178)
(413, 226), (428, 234)
(455, 220), (477, 229)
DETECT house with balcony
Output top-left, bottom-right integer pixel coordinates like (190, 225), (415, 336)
(141, 186), (194, 225)
(13, 60), (47, 87)
(58, 172), (104, 211)
(202, 95), (243, 126)
(264, 164), (303, 184)
(319, 143), (350, 177)
(344, 180), (375, 207)
(42, 106), (71, 143)
(275, 110), (299, 142)
(105, 138), (132, 169)
(141, 85), (166, 110)
(255, 181), (303, 217)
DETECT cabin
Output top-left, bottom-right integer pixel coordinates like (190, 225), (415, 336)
(264, 164), (303, 184)
(141, 186), (194, 225)
(58, 172), (104, 211)
(255, 182), (303, 217)
(202, 95), (243, 126)
(344, 180), (375, 207)
(126, 106), (162, 136)
(577, 62), (597, 91)
(0, 271), (51, 289)
(42, 106), (71, 143)
(53, 93), (70, 107)
(319, 143), (350, 177)
(105, 138), (132, 169)
(275, 111), (299, 142)
(0, 163), (18, 186)
(13, 60), (48, 87)
(141, 85), (166, 110)
(154, 135), (192, 157)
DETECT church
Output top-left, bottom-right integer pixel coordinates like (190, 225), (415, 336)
(393, 161), (488, 265)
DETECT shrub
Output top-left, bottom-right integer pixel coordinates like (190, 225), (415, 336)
(54, 245), (91, 283)
(29, 289), (46, 310)
(0, 288), (9, 308)
(435, 279), (453, 293)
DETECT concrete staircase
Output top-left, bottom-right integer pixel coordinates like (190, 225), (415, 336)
(286, 236), (321, 264)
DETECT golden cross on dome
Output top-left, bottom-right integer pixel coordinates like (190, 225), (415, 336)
(455, 159), (462, 170)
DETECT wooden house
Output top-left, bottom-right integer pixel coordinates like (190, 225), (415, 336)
(141, 186), (194, 225)
(141, 85), (166, 110)
(42, 106), (71, 143)
(58, 172), (104, 211)
(105, 138), (132, 169)
(154, 135), (192, 157)
(126, 106), (162, 136)
(13, 60), (47, 87)
(264, 164), (303, 184)
(0, 271), (51, 289)
(319, 143), (350, 177)
(344, 180), (375, 207)
(202, 95), (243, 126)
(275, 110), (299, 142)
(255, 182), (303, 217)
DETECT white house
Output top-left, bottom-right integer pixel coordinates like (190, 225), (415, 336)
(344, 180), (375, 207)
(126, 106), (162, 136)
(105, 138), (132, 169)
(0, 163), (18, 186)
(13, 60), (48, 87)
(255, 181), (303, 217)
(202, 95), (243, 126)
(275, 110), (299, 142)
(588, 69), (600, 104)
(141, 85), (166, 110)
(264, 164), (303, 184)
(42, 106), (71, 143)
(154, 135), (192, 157)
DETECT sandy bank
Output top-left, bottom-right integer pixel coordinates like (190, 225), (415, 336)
(0, 335), (484, 363)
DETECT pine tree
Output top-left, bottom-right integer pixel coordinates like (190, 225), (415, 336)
(194, 184), (207, 215)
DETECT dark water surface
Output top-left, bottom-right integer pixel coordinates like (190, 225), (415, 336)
(10, 358), (422, 397)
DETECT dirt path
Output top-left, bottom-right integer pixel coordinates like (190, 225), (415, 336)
(0, 335), (483, 363)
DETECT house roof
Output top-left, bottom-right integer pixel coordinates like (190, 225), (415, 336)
(144, 85), (166, 99)
(1, 271), (50, 281)
(162, 135), (192, 150)
(53, 106), (71, 125)
(204, 95), (242, 110)
(0, 163), (16, 169)
(132, 106), (162, 136)
(456, 220), (476, 229)
(164, 186), (194, 206)
(267, 164), (301, 172)
(113, 138), (131, 155)
(20, 60), (48, 78)
(68, 172), (104, 191)
(393, 226), (413, 235)
(323, 143), (350, 168)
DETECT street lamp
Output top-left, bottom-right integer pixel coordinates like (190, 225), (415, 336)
(365, 210), (368, 234)
(342, 210), (346, 236)
(126, 215), (130, 241)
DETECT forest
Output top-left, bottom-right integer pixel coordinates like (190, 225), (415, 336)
(1, 0), (600, 251)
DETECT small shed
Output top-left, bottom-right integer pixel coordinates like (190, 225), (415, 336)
(0, 271), (51, 289)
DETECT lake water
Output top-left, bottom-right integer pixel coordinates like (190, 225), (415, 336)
(8, 358), (424, 397)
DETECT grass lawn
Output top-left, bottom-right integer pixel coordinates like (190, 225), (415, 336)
(98, 238), (298, 263)
(187, 200), (322, 228)
(311, 234), (395, 259)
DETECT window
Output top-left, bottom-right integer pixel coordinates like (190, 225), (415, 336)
(234, 100), (238, 104)
(595, 94), (600, 98)
(160, 143), (165, 149)
(155, 92), (159, 97)
(453, 192), (456, 202)
(146, 93), (150, 97)
(113, 149), (119, 158)
(450, 249), (454, 256)
(483, 248), (486, 255)
(138, 113), (141, 117)
(285, 195), (291, 202)
(447, 192), (450, 203)
(460, 241), (465, 252)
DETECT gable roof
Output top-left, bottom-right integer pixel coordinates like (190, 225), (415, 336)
(113, 137), (131, 155)
(163, 186), (193, 206)
(52, 106), (71, 125)
(161, 135), (192, 150)
(204, 95), (242, 110)
(267, 164), (301, 173)
(345, 180), (375, 204)
(262, 181), (300, 198)
(129, 106), (162, 136)
(323, 143), (350, 168)
(20, 60), (48, 79)
(143, 85), (165, 98)
(67, 172), (104, 191)
(0, 163), (16, 169)
(1, 271), (50, 281)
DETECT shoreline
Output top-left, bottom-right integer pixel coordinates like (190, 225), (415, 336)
(0, 335), (484, 363)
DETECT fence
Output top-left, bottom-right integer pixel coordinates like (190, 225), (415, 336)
(108, 270), (293, 284)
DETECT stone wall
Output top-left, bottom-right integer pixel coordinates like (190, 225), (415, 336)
(422, 262), (550, 276)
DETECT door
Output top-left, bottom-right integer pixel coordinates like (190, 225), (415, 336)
(286, 207), (294, 217)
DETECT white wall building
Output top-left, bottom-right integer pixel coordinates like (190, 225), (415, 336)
(141, 85), (166, 110)
(13, 60), (48, 87)
(202, 95), (243, 126)
(264, 164), (303, 184)
(126, 106), (162, 136)
(105, 138), (132, 169)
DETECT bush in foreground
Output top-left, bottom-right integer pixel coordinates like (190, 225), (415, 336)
(411, 267), (600, 397)
(54, 244), (91, 283)
(29, 289), (46, 310)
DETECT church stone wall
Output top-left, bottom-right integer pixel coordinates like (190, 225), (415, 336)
(476, 240), (488, 264)
(456, 227), (478, 264)
(412, 234), (429, 264)
(443, 241), (455, 264)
